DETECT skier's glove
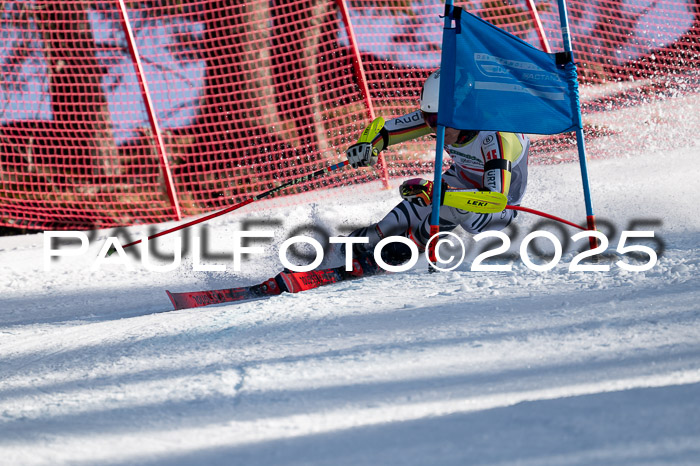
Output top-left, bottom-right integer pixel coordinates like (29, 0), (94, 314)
(347, 142), (378, 168)
(399, 178), (446, 207)
(346, 117), (386, 168)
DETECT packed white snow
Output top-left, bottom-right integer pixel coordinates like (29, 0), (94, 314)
(1, 91), (699, 465)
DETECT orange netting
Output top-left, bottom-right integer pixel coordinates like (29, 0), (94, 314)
(1, 0), (698, 230)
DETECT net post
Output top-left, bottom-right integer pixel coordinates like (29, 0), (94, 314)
(336, 0), (390, 189)
(117, 0), (182, 221)
(525, 0), (552, 53)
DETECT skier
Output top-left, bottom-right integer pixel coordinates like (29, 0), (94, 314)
(345, 69), (530, 264)
(168, 71), (532, 309)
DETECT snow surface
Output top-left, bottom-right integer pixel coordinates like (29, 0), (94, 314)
(2, 92), (700, 465)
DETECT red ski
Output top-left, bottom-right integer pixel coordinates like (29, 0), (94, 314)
(166, 255), (381, 311)
(165, 278), (281, 310)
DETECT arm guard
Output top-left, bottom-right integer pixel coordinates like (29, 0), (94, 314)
(482, 132), (523, 196)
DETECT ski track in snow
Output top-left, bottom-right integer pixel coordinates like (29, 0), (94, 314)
(1, 92), (700, 465)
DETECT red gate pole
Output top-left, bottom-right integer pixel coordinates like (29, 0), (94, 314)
(525, 0), (552, 53)
(116, 0), (182, 220)
(336, 0), (390, 189)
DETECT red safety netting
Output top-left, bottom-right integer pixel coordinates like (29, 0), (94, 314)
(1, 0), (698, 230)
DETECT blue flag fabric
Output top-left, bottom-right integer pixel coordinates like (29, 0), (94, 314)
(438, 8), (580, 135)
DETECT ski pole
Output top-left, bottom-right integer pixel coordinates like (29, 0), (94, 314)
(109, 160), (350, 254)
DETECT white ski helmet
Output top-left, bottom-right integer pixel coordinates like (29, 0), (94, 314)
(420, 69), (440, 113)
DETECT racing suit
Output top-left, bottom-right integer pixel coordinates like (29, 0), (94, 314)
(352, 110), (530, 250)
